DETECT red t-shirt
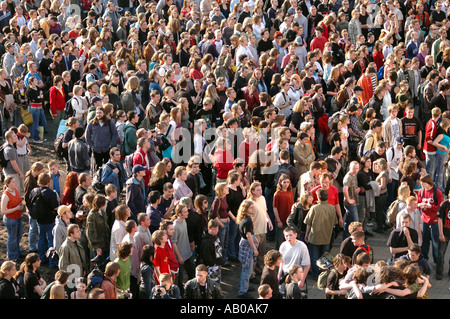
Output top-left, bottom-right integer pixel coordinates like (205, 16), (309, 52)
(214, 150), (234, 179)
(310, 36), (328, 52)
(418, 187), (444, 225)
(273, 190), (294, 224)
(311, 185), (339, 207)
(153, 244), (171, 284)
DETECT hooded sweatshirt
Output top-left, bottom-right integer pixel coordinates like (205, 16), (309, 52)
(200, 232), (223, 267)
(52, 216), (69, 252)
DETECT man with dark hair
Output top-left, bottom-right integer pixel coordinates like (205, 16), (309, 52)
(101, 147), (126, 192)
(399, 244), (432, 278)
(58, 224), (89, 278)
(184, 264), (223, 299)
(387, 213), (419, 260)
(304, 188), (338, 278)
(201, 31), (219, 59)
(40, 270), (70, 299)
(200, 220), (223, 282)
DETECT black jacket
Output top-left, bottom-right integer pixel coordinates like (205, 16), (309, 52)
(0, 278), (19, 299)
(184, 277), (223, 299)
(200, 233), (223, 267)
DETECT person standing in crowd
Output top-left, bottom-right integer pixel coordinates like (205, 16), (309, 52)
(85, 107), (118, 171)
(3, 0), (450, 301)
(1, 176), (24, 262)
(29, 173), (60, 268)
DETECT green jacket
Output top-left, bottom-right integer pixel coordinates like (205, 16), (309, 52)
(123, 122), (137, 155)
(86, 210), (110, 252)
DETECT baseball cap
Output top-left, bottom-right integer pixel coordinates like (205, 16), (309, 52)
(295, 36), (303, 45)
(396, 136), (404, 145)
(58, 205), (72, 217)
(132, 165), (147, 174)
(92, 96), (102, 104)
(353, 85), (364, 92)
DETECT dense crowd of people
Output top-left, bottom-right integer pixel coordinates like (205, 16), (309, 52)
(0, 0), (449, 300)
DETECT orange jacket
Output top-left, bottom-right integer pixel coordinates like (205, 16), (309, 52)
(357, 74), (374, 106)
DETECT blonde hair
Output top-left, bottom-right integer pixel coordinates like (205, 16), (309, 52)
(214, 182), (228, 199)
(236, 199), (254, 224)
(398, 184), (411, 200)
(0, 261), (16, 279)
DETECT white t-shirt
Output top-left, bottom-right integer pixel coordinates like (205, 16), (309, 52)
(279, 240), (310, 274)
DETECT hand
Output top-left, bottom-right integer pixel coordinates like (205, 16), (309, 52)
(113, 168), (119, 174)
(440, 234), (446, 242)
(96, 248), (102, 256)
(347, 198), (355, 205)
(355, 187), (360, 194)
(403, 227), (410, 237)
(253, 250), (259, 257)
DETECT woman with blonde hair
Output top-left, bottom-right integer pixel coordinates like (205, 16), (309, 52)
(178, 97), (192, 130)
(149, 161), (169, 193)
(0, 260), (19, 299)
(121, 76), (144, 115)
(236, 199), (258, 298)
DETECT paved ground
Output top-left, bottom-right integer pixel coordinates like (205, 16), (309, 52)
(219, 228), (450, 299)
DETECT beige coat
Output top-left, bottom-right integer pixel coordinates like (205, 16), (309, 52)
(49, 170), (67, 197)
(293, 141), (316, 176)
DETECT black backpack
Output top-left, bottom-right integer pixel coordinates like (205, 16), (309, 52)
(29, 188), (45, 220)
(274, 163), (291, 185)
(0, 143), (11, 170)
(64, 98), (77, 119)
(92, 162), (115, 194)
(54, 133), (67, 160)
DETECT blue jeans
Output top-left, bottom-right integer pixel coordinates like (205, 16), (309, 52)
(421, 221), (439, 264)
(426, 153), (437, 184)
(238, 249), (254, 296)
(227, 219), (239, 259)
(343, 204), (359, 240)
(28, 215), (38, 252)
(4, 216), (23, 260)
(37, 222), (57, 267)
(265, 188), (275, 240)
(30, 107), (46, 141)
(275, 223), (287, 250)
(435, 153), (447, 192)
(218, 220), (230, 263)
(387, 179), (399, 210)
(308, 243), (330, 278)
